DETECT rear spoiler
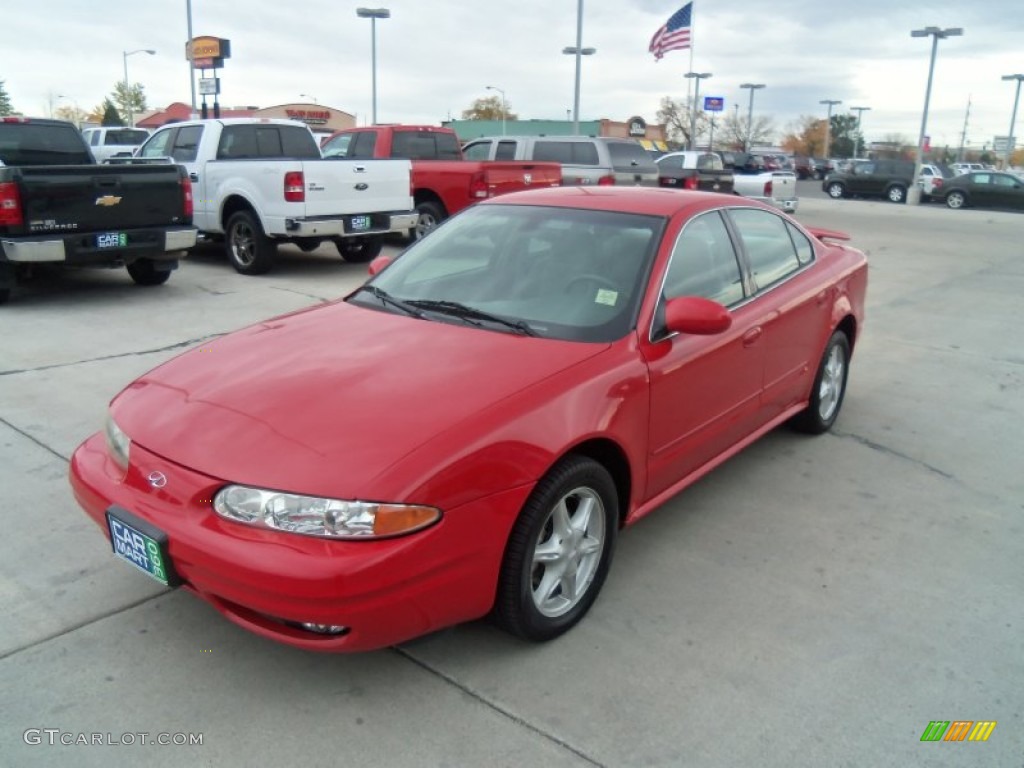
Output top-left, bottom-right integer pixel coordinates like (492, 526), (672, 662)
(806, 227), (850, 243)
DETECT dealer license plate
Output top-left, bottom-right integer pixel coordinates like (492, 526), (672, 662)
(350, 215), (371, 232)
(106, 508), (176, 587)
(96, 232), (128, 249)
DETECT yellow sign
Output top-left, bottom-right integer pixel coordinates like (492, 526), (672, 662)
(185, 36), (231, 61)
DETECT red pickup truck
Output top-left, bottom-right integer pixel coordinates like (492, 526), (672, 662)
(321, 125), (561, 239)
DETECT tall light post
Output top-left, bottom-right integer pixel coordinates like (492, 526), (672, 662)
(908, 26), (963, 204)
(123, 49), (155, 127)
(485, 85), (507, 135)
(685, 72), (712, 150)
(563, 0), (595, 136)
(819, 99), (841, 164)
(356, 7), (391, 125)
(300, 93), (318, 104)
(1001, 74), (1024, 169)
(850, 106), (871, 159)
(739, 83), (765, 153)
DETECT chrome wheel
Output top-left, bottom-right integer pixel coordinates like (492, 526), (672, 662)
(946, 191), (966, 209)
(817, 341), (846, 423)
(230, 221), (256, 267)
(827, 183), (845, 199)
(531, 487), (606, 618)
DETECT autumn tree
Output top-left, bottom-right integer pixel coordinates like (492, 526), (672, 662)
(110, 81), (148, 124)
(54, 104), (89, 127)
(0, 80), (14, 116)
(461, 95), (517, 121)
(781, 116), (826, 157)
(101, 99), (125, 127)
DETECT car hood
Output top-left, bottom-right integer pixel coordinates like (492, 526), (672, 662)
(112, 300), (606, 498)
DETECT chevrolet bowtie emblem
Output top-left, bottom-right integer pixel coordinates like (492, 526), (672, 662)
(95, 195), (123, 207)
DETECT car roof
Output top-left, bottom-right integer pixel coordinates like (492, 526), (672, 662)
(479, 185), (766, 217)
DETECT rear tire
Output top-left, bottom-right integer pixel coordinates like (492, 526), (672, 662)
(412, 201), (446, 241)
(226, 210), (276, 275)
(946, 191), (967, 209)
(493, 456), (617, 642)
(126, 258), (173, 286)
(792, 330), (851, 434)
(334, 236), (384, 263)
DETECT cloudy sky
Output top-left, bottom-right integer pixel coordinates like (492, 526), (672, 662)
(4, 0), (1022, 151)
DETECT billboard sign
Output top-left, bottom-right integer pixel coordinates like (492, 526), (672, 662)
(703, 96), (724, 112)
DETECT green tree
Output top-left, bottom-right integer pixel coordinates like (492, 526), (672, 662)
(461, 95), (517, 121)
(110, 81), (148, 123)
(0, 79), (15, 116)
(101, 99), (125, 127)
(828, 114), (863, 158)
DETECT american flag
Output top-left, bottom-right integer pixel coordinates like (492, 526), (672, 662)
(649, 3), (693, 60)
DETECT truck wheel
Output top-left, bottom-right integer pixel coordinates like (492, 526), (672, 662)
(226, 210), (276, 275)
(412, 201), (445, 241)
(127, 259), (173, 286)
(334, 236), (384, 263)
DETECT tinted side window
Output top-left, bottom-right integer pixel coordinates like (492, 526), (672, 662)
(217, 126), (257, 159)
(350, 131), (377, 159)
(280, 126), (320, 158)
(171, 125), (203, 162)
(255, 127), (283, 157)
(728, 208), (802, 289)
(391, 131), (459, 160)
(534, 141), (573, 164)
(462, 140), (491, 161)
(105, 129), (149, 146)
(495, 140), (517, 160)
(607, 141), (657, 172)
(664, 211), (744, 306)
(434, 132), (461, 160)
(571, 142), (600, 165)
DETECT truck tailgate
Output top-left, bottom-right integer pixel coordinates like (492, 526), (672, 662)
(483, 162), (562, 197)
(770, 172), (797, 200)
(303, 159), (412, 217)
(15, 164), (186, 235)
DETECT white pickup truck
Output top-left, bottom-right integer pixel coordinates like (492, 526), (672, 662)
(732, 170), (799, 213)
(130, 118), (417, 274)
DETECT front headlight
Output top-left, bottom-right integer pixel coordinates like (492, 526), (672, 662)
(104, 413), (131, 471)
(213, 485), (442, 539)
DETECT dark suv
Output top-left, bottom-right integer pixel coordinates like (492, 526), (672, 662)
(822, 159), (916, 203)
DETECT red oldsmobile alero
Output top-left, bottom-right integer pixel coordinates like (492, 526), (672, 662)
(70, 187), (868, 652)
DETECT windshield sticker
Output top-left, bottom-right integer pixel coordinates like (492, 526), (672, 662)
(595, 289), (618, 306)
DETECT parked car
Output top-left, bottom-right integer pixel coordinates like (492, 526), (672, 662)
(81, 127), (150, 163)
(793, 156), (815, 180)
(322, 125), (561, 240)
(822, 159), (916, 203)
(654, 150), (734, 193)
(949, 162), (985, 176)
(812, 158), (833, 180)
(942, 171), (1024, 211)
(461, 135), (659, 189)
(0, 117), (196, 303)
(70, 186), (867, 653)
(917, 163), (948, 201)
(733, 168), (799, 213)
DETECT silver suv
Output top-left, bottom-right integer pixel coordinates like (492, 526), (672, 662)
(462, 136), (659, 187)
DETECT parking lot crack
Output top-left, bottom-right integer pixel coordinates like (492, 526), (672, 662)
(392, 647), (607, 767)
(0, 333), (226, 377)
(268, 286), (333, 302)
(0, 416), (69, 463)
(830, 429), (955, 480)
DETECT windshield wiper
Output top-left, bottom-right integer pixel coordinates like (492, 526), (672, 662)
(353, 285), (425, 319)
(406, 299), (536, 336)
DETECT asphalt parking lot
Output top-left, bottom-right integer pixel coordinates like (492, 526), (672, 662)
(2, 194), (1022, 767)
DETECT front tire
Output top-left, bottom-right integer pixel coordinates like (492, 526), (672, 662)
(946, 191), (967, 209)
(126, 258), (173, 286)
(793, 330), (851, 434)
(334, 236), (384, 263)
(826, 182), (846, 199)
(226, 210), (276, 275)
(886, 184), (907, 203)
(494, 456), (617, 642)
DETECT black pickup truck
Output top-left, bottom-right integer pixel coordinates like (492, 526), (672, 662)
(653, 151), (735, 193)
(0, 117), (197, 303)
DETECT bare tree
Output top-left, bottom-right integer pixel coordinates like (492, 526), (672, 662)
(720, 111), (776, 150)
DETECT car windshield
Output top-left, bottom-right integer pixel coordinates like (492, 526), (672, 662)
(349, 204), (664, 342)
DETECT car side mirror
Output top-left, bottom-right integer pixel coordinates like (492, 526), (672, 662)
(368, 255), (393, 276)
(664, 296), (732, 336)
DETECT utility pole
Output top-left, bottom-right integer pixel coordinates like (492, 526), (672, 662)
(957, 95), (971, 162)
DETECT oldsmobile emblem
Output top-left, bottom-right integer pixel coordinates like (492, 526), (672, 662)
(147, 470), (168, 489)
(95, 195), (122, 207)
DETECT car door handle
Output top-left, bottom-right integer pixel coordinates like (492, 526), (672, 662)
(189, 173), (199, 182)
(742, 327), (763, 346)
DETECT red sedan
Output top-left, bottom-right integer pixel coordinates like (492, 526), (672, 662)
(70, 187), (868, 652)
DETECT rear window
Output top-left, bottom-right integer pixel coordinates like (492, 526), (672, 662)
(0, 122), (93, 166)
(103, 129), (149, 146)
(533, 141), (600, 165)
(391, 130), (461, 160)
(607, 141), (658, 173)
(217, 125), (320, 159)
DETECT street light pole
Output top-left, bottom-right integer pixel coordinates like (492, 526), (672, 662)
(850, 106), (871, 159)
(685, 72), (712, 150)
(562, 0), (595, 136)
(356, 7), (391, 125)
(739, 83), (765, 153)
(1001, 74), (1024, 169)
(485, 86), (507, 136)
(300, 94), (318, 104)
(819, 99), (841, 164)
(908, 26), (963, 204)
(122, 49), (156, 127)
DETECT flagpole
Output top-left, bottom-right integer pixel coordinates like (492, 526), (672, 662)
(686, 3), (696, 145)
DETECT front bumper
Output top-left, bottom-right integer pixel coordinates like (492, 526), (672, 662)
(1, 226), (197, 265)
(69, 433), (528, 652)
(281, 211), (419, 239)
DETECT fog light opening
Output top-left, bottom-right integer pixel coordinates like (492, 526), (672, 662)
(299, 622), (350, 636)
